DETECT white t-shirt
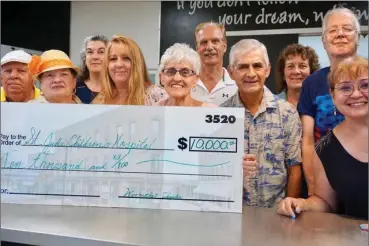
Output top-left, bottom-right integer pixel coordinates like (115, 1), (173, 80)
(191, 68), (237, 105)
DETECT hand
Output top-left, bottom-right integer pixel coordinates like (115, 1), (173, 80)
(277, 197), (307, 219)
(243, 154), (257, 177)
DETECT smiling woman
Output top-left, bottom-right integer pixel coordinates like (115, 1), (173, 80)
(76, 34), (109, 104)
(278, 56), (368, 220)
(157, 43), (217, 107)
(92, 35), (167, 105)
(28, 50), (82, 104)
(275, 43), (320, 107)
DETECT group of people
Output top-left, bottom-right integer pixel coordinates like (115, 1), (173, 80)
(1, 6), (367, 221)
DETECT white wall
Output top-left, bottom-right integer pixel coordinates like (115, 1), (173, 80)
(70, 2), (161, 72)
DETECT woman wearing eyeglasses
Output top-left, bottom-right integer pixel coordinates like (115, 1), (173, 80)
(157, 43), (216, 107)
(277, 56), (368, 221)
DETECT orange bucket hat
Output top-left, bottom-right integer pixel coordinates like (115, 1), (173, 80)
(29, 50), (79, 79)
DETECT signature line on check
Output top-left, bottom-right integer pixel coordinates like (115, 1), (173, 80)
(136, 159), (230, 167)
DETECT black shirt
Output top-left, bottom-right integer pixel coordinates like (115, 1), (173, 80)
(316, 130), (368, 219)
(75, 79), (99, 104)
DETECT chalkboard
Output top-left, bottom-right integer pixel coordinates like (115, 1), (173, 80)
(1, 1), (71, 54)
(160, 1), (368, 93)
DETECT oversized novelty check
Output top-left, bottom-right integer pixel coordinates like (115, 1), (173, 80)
(1, 103), (244, 213)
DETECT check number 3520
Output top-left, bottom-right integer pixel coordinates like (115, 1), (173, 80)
(205, 115), (236, 124)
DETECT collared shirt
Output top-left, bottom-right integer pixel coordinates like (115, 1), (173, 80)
(191, 68), (237, 105)
(1, 86), (40, 102)
(277, 90), (286, 100)
(221, 87), (302, 208)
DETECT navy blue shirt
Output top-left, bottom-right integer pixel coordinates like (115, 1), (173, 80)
(297, 67), (344, 142)
(75, 80), (99, 104)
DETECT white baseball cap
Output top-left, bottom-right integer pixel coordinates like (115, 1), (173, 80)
(1, 50), (32, 66)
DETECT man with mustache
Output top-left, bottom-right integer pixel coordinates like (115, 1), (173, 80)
(1, 50), (40, 102)
(297, 7), (360, 197)
(191, 22), (237, 105)
(221, 39), (302, 208)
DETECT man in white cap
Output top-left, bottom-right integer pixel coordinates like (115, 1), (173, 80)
(1, 50), (40, 102)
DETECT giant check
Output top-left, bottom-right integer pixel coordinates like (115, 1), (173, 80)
(1, 103), (245, 213)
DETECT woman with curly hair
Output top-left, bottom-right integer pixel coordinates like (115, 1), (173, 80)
(275, 44), (320, 107)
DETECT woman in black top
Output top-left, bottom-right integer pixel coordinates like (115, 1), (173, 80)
(277, 56), (368, 220)
(76, 34), (109, 104)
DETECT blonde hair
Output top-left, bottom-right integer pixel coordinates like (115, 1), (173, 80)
(328, 56), (368, 90)
(100, 35), (151, 105)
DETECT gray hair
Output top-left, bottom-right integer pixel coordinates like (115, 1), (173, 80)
(322, 6), (361, 35)
(159, 43), (201, 75)
(78, 34), (109, 81)
(229, 39), (270, 67)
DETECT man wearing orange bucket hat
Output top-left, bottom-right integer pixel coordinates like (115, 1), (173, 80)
(29, 50), (82, 104)
(1, 50), (41, 102)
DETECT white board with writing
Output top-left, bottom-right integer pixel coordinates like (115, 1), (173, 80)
(1, 103), (245, 213)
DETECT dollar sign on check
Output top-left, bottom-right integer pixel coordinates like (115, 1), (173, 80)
(178, 137), (188, 151)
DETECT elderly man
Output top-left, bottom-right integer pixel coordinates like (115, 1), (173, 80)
(221, 39), (302, 208)
(298, 7), (360, 197)
(1, 50), (40, 102)
(191, 21), (237, 105)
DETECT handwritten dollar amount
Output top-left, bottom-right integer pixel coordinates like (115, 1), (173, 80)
(178, 137), (237, 153)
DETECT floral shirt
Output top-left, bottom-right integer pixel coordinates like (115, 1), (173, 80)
(145, 85), (168, 105)
(221, 87), (302, 207)
(92, 85), (167, 105)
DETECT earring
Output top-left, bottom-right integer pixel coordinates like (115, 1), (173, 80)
(333, 106), (336, 116)
(73, 88), (77, 94)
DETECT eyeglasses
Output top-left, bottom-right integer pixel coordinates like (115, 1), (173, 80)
(335, 79), (368, 96)
(325, 26), (357, 38)
(162, 68), (196, 78)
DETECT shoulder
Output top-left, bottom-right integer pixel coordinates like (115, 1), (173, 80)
(91, 92), (104, 104)
(146, 85), (166, 96)
(315, 130), (334, 156)
(1, 87), (5, 102)
(303, 67), (330, 87)
(73, 95), (84, 104)
(28, 95), (49, 103)
(220, 92), (242, 107)
(145, 85), (168, 105)
(76, 79), (87, 87)
(275, 96), (300, 122)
